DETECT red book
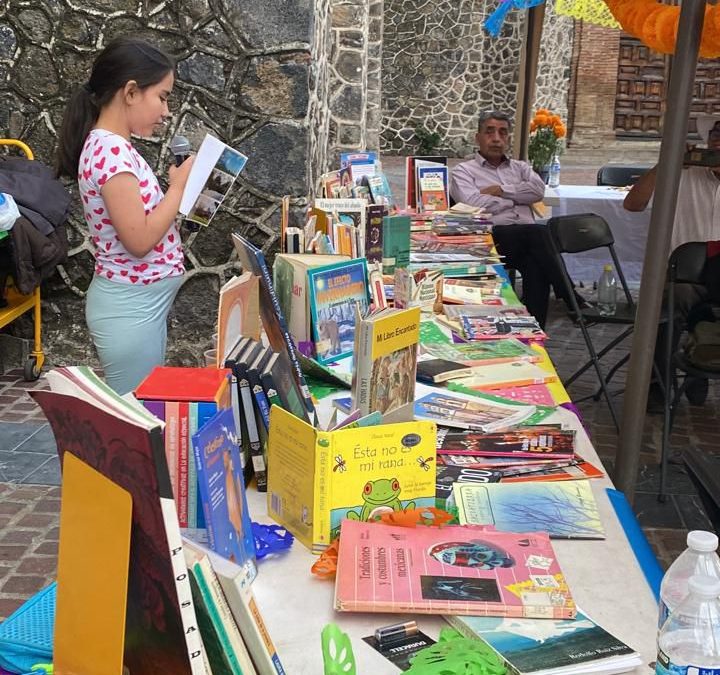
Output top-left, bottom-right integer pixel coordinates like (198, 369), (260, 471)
(135, 366), (231, 405)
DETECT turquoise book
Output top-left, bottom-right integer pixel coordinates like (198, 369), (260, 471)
(307, 257), (369, 365)
(382, 214), (411, 274)
(192, 407), (256, 581)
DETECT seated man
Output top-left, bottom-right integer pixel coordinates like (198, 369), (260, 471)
(624, 114), (720, 406)
(450, 110), (573, 328)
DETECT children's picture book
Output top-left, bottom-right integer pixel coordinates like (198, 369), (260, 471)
(416, 164), (449, 211)
(488, 384), (557, 407)
(446, 609), (642, 675)
(414, 390), (535, 432)
(454, 480), (605, 539)
(394, 268), (444, 313)
(365, 173), (395, 208)
(32, 367), (207, 674)
(453, 362), (557, 391)
(502, 459), (605, 484)
(352, 305), (421, 420)
(266, 405), (437, 552)
(273, 253), (350, 357)
(216, 272), (260, 368)
(334, 520), (576, 618)
(180, 133), (248, 227)
(405, 155), (447, 210)
(307, 258), (369, 364)
(232, 233), (316, 424)
(420, 339), (540, 366)
(436, 427), (576, 460)
(192, 407), (257, 574)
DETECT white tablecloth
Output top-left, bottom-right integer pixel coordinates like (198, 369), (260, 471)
(246, 392), (658, 674)
(544, 185), (651, 286)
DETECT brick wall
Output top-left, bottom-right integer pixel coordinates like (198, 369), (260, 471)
(568, 22), (621, 147)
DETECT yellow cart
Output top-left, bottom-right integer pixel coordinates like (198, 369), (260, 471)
(0, 139), (45, 380)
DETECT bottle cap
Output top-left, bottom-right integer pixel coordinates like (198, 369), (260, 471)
(688, 574), (720, 598)
(687, 530), (718, 552)
(603, 264), (612, 272)
(0, 193), (5, 206)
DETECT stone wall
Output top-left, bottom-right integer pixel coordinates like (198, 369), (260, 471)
(380, 1), (573, 157)
(326, 0), (383, 168)
(0, 0), (332, 367)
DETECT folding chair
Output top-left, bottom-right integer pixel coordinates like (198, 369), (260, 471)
(660, 242), (720, 500)
(596, 165), (650, 187)
(547, 213), (665, 431)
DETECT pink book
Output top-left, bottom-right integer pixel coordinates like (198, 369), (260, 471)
(486, 384), (556, 406)
(334, 520), (575, 619)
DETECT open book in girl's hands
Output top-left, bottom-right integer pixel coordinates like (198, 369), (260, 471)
(179, 133), (248, 227)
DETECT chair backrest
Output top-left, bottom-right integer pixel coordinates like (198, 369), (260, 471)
(547, 213), (614, 254)
(596, 165), (650, 187)
(547, 213), (634, 307)
(668, 241), (707, 285)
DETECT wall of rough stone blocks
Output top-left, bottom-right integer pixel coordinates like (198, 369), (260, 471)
(0, 0), (332, 367)
(380, 0), (573, 158)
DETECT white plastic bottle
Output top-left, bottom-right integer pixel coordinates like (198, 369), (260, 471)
(659, 530), (720, 629)
(597, 264), (618, 316)
(656, 574), (720, 674)
(548, 154), (561, 188)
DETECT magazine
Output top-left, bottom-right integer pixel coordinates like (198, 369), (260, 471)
(179, 134), (248, 226)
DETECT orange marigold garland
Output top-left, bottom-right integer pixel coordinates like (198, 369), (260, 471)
(604, 0), (720, 58)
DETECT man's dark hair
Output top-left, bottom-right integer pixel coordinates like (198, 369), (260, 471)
(477, 111), (512, 133)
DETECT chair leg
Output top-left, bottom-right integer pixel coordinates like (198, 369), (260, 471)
(564, 326), (633, 388)
(592, 353), (630, 401)
(659, 381), (685, 502)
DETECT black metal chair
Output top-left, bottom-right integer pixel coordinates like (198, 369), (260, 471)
(596, 165), (651, 187)
(660, 242), (720, 500)
(547, 213), (665, 431)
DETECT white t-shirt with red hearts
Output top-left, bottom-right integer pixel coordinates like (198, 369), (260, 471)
(78, 128), (184, 285)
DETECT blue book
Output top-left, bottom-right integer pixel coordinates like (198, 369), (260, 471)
(192, 407), (256, 573)
(307, 258), (370, 365)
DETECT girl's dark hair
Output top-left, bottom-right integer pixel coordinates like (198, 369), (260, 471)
(55, 37), (174, 178)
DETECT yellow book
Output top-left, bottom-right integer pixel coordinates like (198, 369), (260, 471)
(267, 405), (437, 553)
(54, 452), (132, 675)
(352, 305), (421, 420)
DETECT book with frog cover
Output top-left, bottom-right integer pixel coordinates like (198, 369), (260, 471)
(334, 519), (576, 618)
(266, 405), (436, 553)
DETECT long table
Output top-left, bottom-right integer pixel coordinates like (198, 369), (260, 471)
(543, 185), (651, 285)
(245, 399), (659, 673)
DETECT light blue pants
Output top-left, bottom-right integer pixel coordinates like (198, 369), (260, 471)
(85, 274), (184, 395)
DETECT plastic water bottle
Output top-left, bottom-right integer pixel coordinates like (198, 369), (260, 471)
(597, 264), (618, 316)
(548, 154), (561, 188)
(0, 193), (19, 232)
(659, 530), (720, 629)
(656, 574), (720, 674)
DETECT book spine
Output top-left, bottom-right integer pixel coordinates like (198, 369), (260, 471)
(251, 246), (316, 422)
(195, 402), (218, 530)
(354, 319), (373, 416)
(188, 402), (198, 528)
(239, 375), (266, 491)
(165, 400), (180, 504)
(178, 401), (189, 528)
(244, 589), (286, 675)
(160, 497), (208, 673)
(314, 431), (332, 551)
(193, 562), (245, 675)
(251, 384), (271, 433)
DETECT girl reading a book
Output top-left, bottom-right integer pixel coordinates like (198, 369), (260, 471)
(56, 37), (194, 395)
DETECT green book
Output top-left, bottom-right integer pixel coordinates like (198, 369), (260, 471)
(382, 214), (411, 274)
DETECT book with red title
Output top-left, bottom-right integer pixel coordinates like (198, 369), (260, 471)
(334, 519), (575, 619)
